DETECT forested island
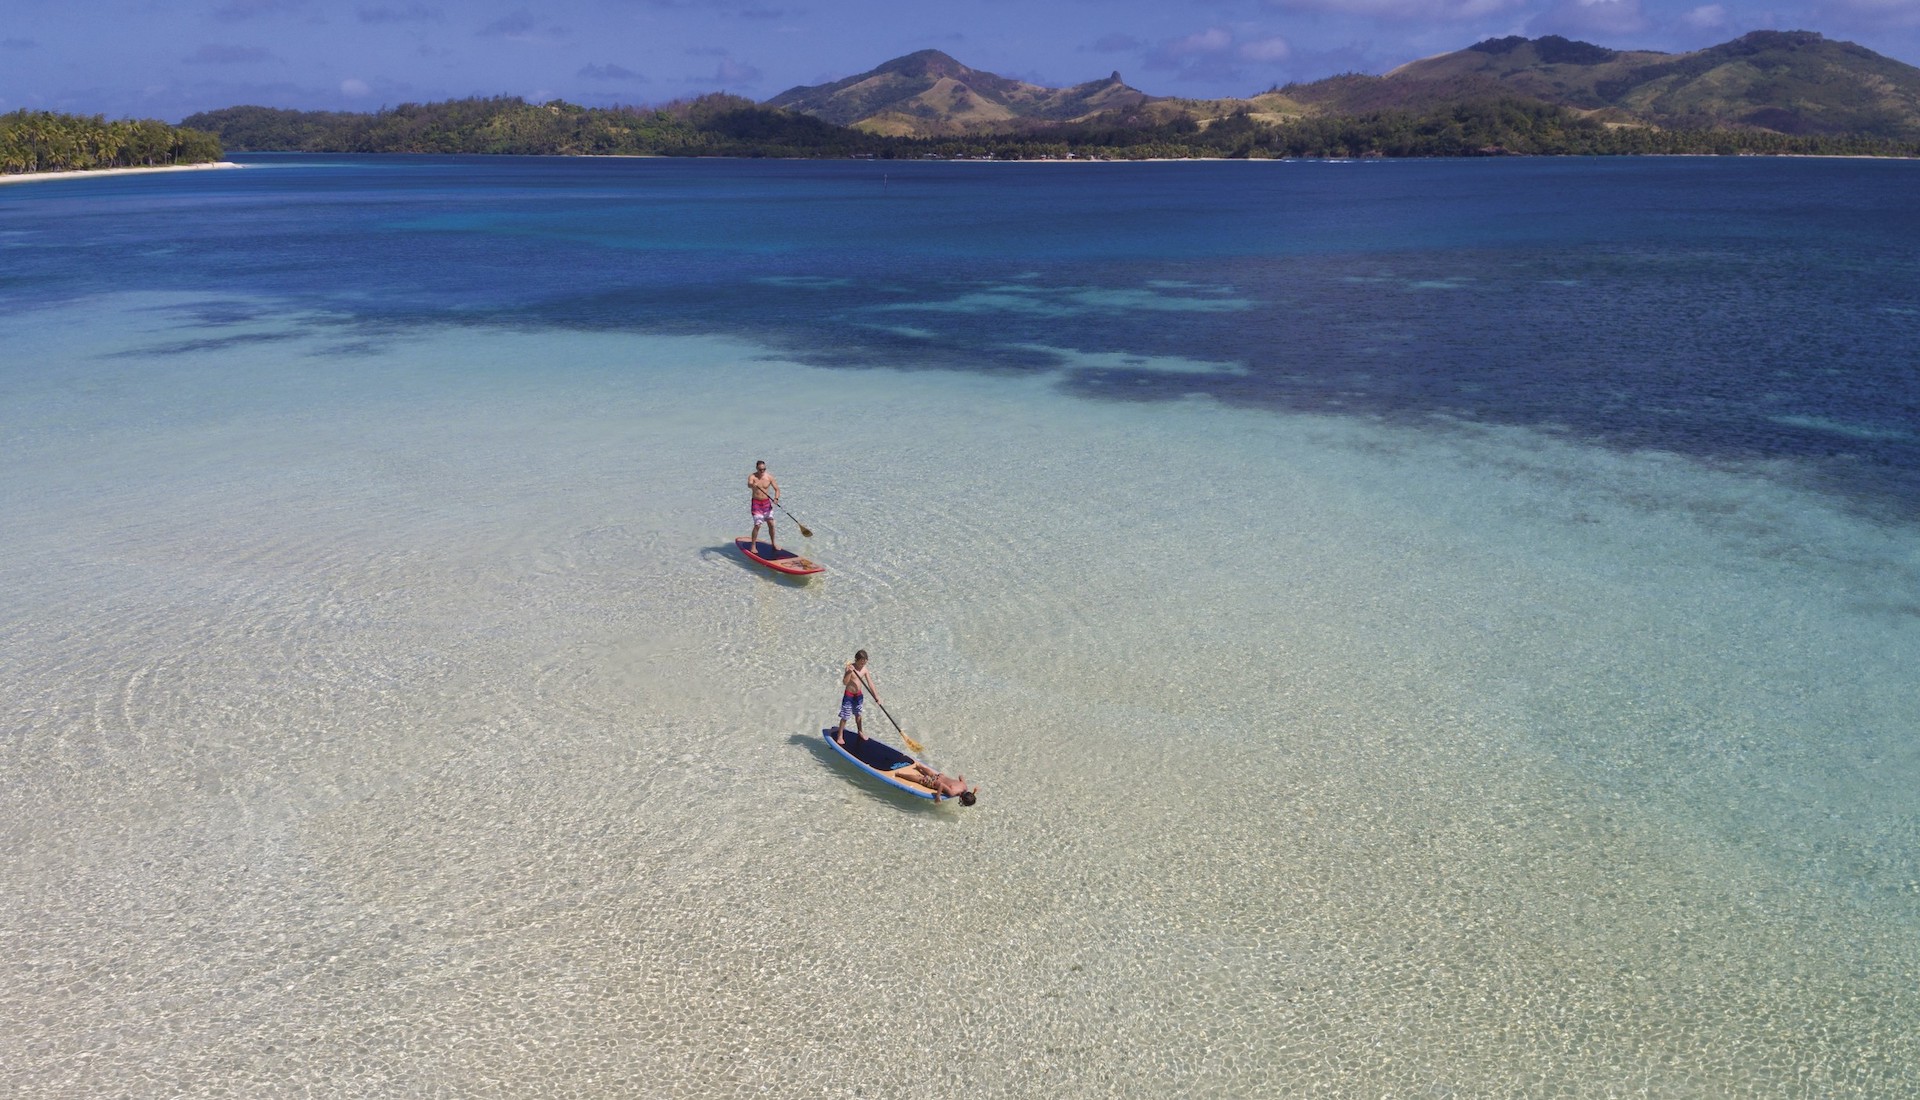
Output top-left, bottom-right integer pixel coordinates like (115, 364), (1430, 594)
(1, 111), (224, 176)
(14, 32), (1920, 170)
(185, 93), (1919, 161)
(178, 33), (1920, 161)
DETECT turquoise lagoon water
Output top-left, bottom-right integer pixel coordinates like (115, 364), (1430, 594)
(2, 156), (1917, 1096)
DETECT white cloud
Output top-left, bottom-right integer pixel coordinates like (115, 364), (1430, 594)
(186, 43), (273, 64)
(714, 57), (764, 84)
(1170, 28), (1234, 57)
(1145, 27), (1302, 84)
(1239, 36), (1293, 62)
(211, 0), (306, 22)
(1263, 0), (1527, 20)
(1142, 26), (1305, 82)
(1681, 4), (1728, 27)
(1529, 0), (1651, 38)
(357, 4), (442, 23)
(341, 77), (373, 96)
(1816, 0), (1920, 28)
(477, 10), (568, 42)
(579, 63), (646, 81)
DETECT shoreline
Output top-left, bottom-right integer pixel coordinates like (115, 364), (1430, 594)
(0, 161), (245, 186)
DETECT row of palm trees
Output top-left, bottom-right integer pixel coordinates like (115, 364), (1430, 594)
(1, 111), (223, 176)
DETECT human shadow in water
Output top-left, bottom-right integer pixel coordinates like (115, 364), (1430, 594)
(788, 732), (950, 815)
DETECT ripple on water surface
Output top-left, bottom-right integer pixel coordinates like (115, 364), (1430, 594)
(1, 296), (1917, 1096)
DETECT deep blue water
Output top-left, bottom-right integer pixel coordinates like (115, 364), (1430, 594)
(6, 153), (1918, 515)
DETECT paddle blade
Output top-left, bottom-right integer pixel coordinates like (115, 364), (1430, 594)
(778, 504), (813, 538)
(902, 731), (925, 754)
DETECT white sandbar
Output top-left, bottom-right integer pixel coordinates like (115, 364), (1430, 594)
(0, 162), (245, 186)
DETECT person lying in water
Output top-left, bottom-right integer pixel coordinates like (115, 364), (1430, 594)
(884, 761), (978, 805)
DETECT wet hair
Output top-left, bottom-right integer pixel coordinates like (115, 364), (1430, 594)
(853, 649), (867, 662)
(959, 790), (977, 806)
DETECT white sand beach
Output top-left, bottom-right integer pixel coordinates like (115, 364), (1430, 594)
(0, 161), (244, 185)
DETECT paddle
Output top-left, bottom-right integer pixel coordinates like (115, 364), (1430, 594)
(774, 500), (814, 538)
(859, 670), (923, 754)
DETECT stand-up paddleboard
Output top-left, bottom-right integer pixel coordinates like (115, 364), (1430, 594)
(735, 537), (824, 576)
(822, 728), (937, 799)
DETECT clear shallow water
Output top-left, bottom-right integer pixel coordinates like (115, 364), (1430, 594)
(2, 157), (1918, 1096)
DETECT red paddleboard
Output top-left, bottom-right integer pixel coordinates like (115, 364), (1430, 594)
(735, 537), (824, 576)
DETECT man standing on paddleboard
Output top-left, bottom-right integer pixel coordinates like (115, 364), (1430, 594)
(833, 649), (876, 746)
(747, 459), (780, 553)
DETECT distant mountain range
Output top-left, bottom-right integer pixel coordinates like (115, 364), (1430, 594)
(764, 49), (1149, 135)
(179, 28), (1920, 161)
(767, 31), (1920, 141)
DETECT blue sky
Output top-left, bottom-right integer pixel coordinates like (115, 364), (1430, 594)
(4, 0), (1918, 122)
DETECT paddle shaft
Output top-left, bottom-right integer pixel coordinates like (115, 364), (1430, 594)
(858, 670), (922, 754)
(774, 500), (813, 538)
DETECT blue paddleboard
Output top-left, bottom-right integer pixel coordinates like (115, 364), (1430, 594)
(822, 728), (937, 799)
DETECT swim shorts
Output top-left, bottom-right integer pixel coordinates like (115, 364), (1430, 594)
(751, 497), (773, 521)
(838, 691), (864, 721)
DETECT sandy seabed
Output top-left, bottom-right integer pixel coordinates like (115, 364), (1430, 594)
(3, 294), (1917, 1097)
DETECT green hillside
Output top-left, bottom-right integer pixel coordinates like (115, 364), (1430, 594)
(765, 33), (1920, 143)
(764, 49), (1150, 134)
(180, 32), (1920, 162)
(1383, 30), (1920, 138)
(181, 91), (1916, 162)
(182, 95), (889, 158)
